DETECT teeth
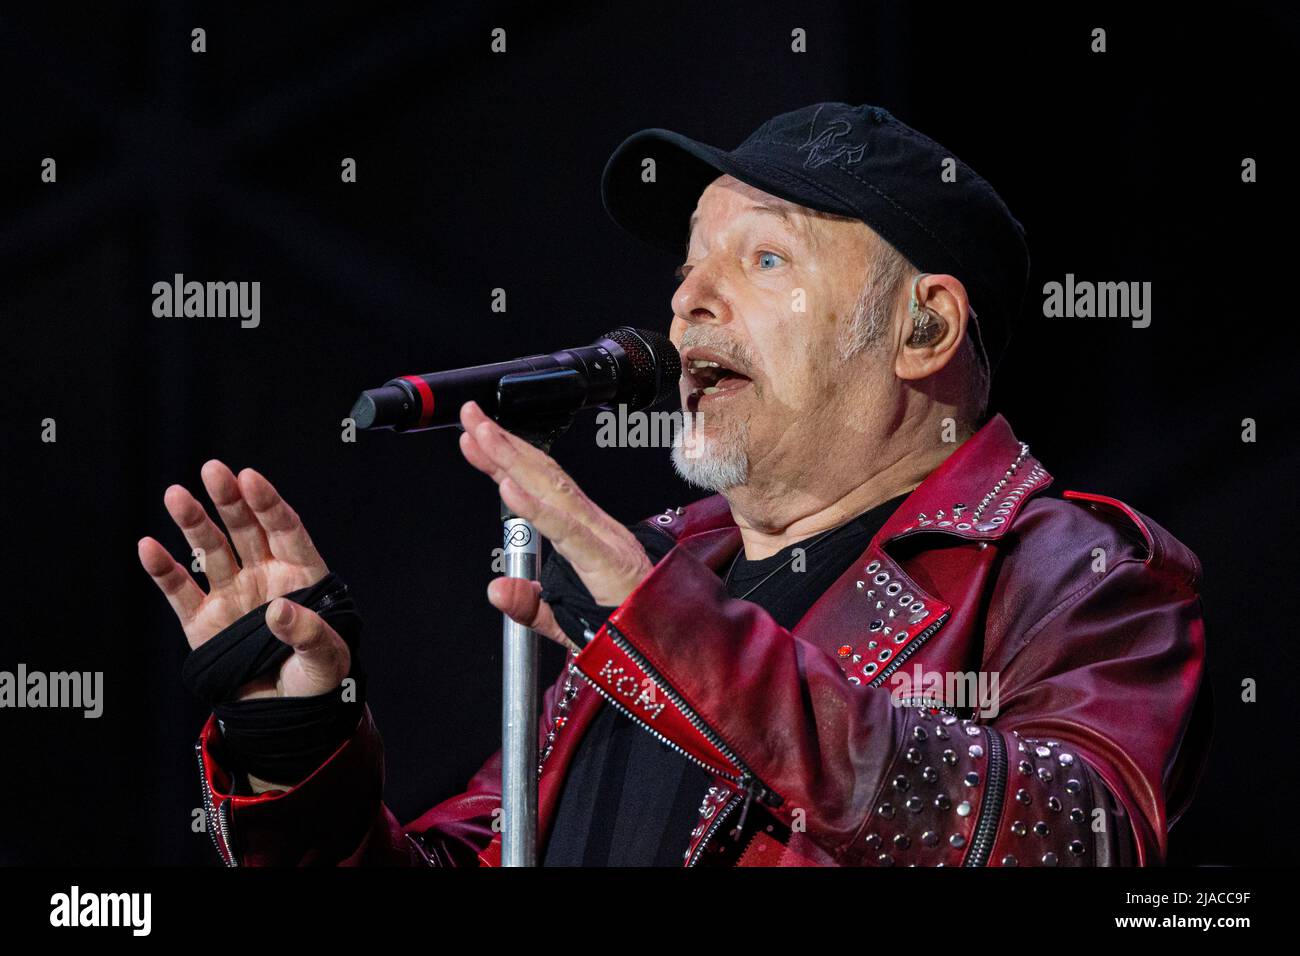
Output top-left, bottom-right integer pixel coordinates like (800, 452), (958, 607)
(689, 359), (722, 369)
(702, 386), (719, 394)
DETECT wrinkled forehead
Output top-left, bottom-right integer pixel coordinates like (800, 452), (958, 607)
(687, 173), (863, 248)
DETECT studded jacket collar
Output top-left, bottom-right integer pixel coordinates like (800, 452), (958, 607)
(195, 412), (1211, 867)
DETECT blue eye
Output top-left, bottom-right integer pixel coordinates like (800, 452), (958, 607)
(757, 251), (784, 270)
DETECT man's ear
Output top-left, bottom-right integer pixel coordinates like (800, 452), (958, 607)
(894, 273), (971, 382)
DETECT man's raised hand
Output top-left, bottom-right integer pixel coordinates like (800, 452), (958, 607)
(137, 460), (350, 700)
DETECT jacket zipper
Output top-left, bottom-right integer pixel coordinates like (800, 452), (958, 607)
(575, 672), (756, 866)
(593, 623), (783, 811)
(686, 789), (744, 866)
(577, 669), (743, 785)
(194, 741), (237, 867)
(962, 725), (1006, 866)
(867, 611), (950, 687)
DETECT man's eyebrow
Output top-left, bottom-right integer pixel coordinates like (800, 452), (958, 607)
(686, 203), (801, 247)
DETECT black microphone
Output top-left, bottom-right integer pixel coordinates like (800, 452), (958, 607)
(349, 326), (681, 432)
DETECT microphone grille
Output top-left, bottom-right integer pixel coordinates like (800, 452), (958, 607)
(605, 327), (682, 409)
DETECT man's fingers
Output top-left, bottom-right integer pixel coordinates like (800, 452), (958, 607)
(265, 598), (351, 692)
(460, 403), (606, 562)
(237, 468), (329, 574)
(460, 401), (558, 492)
(458, 427), (505, 483)
(459, 400), (653, 606)
(486, 578), (573, 650)
(162, 483), (241, 589)
(137, 536), (206, 628)
(266, 598), (329, 653)
(497, 476), (613, 579)
(200, 459), (272, 567)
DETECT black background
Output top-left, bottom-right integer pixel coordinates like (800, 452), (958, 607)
(1, 1), (1296, 866)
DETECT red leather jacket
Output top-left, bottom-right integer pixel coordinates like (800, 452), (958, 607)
(196, 413), (1211, 866)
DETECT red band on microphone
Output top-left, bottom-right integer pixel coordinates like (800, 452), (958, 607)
(401, 375), (435, 427)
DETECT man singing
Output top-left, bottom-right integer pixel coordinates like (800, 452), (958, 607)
(138, 103), (1210, 867)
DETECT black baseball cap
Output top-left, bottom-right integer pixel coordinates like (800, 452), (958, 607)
(600, 102), (1030, 376)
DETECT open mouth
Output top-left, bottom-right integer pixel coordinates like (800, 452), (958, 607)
(683, 351), (753, 413)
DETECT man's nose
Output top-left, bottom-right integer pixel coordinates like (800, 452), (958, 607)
(671, 257), (728, 327)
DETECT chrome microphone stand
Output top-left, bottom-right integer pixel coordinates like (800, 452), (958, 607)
(500, 495), (541, 867)
(494, 371), (581, 867)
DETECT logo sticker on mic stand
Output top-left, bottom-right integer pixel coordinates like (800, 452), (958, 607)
(503, 520), (536, 552)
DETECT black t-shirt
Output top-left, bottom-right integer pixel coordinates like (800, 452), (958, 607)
(541, 492), (910, 867)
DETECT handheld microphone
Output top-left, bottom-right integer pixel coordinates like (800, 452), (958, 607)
(348, 326), (681, 432)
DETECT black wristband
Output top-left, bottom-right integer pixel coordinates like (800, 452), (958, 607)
(181, 572), (361, 707)
(212, 675), (366, 784)
(182, 572), (367, 784)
